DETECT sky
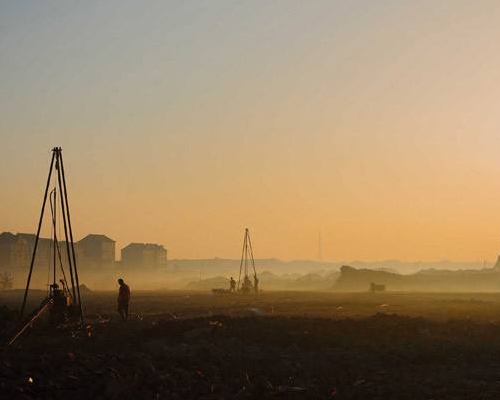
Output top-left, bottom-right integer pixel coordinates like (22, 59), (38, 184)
(1, 0), (500, 262)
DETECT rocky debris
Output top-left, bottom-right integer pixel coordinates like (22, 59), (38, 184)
(1, 313), (500, 398)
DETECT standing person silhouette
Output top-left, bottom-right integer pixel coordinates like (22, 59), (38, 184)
(253, 275), (259, 293)
(117, 278), (130, 321)
(229, 277), (236, 292)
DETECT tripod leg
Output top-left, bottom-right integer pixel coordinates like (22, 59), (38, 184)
(21, 151), (56, 317)
(56, 151), (77, 304)
(237, 229), (247, 290)
(58, 149), (86, 329)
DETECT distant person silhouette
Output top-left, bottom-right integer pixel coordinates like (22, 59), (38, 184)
(117, 278), (130, 321)
(242, 275), (252, 294)
(253, 275), (259, 293)
(230, 277), (236, 292)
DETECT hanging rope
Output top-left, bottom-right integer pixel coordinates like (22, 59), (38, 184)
(46, 188), (57, 297)
(49, 187), (72, 300)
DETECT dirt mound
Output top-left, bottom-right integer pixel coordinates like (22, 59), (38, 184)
(333, 265), (500, 292)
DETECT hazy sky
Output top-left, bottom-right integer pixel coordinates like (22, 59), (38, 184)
(1, 1), (500, 262)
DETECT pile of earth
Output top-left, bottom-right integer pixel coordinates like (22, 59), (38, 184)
(2, 312), (500, 399)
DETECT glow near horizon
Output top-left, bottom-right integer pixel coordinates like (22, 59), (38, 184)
(1, 1), (500, 262)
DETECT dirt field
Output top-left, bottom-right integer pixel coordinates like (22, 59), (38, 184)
(2, 290), (500, 399)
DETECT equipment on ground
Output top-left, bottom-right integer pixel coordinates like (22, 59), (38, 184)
(237, 228), (259, 294)
(370, 282), (386, 292)
(9, 147), (85, 344)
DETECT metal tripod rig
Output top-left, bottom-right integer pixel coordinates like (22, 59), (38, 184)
(237, 228), (258, 292)
(20, 147), (85, 329)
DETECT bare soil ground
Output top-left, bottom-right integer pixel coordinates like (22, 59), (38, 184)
(2, 290), (500, 399)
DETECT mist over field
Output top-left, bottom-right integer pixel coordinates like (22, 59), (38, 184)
(7, 255), (500, 293)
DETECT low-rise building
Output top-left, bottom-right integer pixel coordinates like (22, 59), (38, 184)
(0, 232), (54, 270)
(121, 243), (167, 268)
(76, 234), (116, 268)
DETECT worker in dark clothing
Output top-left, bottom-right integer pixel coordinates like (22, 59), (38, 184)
(242, 275), (252, 294)
(117, 278), (130, 321)
(254, 275), (259, 293)
(230, 277), (236, 292)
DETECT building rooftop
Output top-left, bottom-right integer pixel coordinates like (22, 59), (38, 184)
(122, 242), (166, 250)
(0, 232), (17, 243)
(78, 234), (115, 243)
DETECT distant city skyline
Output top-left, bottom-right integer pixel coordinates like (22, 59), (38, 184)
(2, 1), (500, 262)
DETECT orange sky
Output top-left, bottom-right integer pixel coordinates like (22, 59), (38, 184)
(1, 1), (500, 262)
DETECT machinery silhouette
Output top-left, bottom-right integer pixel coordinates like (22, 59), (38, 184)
(8, 147), (86, 344)
(237, 228), (259, 294)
